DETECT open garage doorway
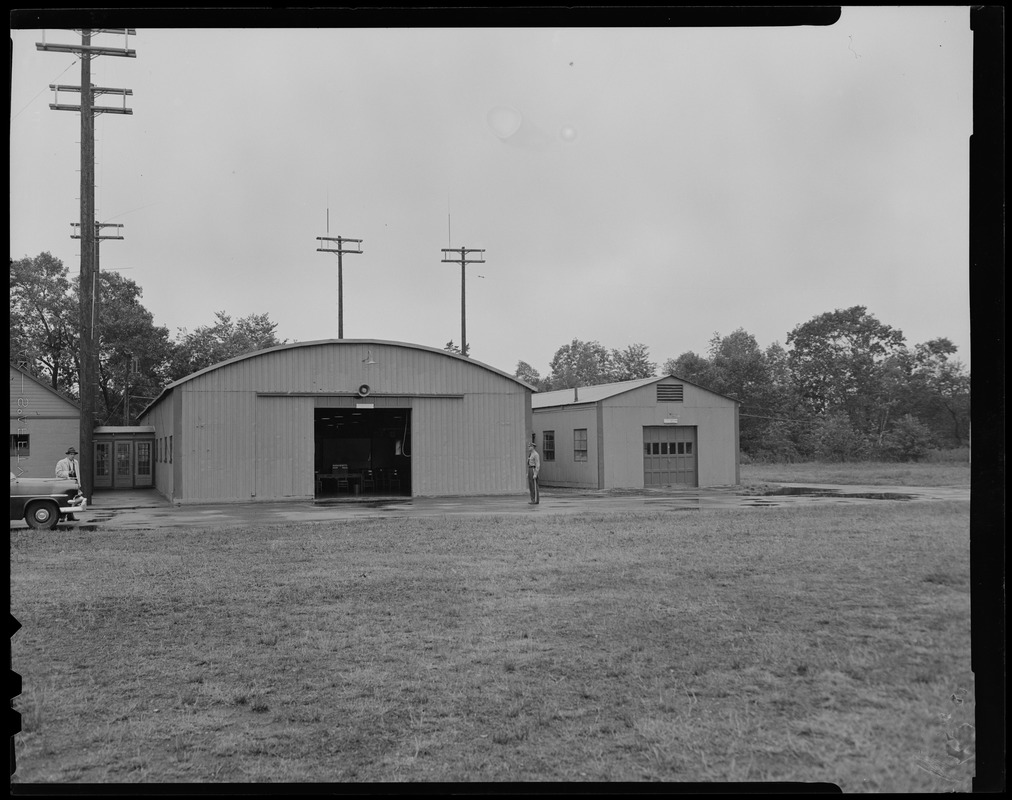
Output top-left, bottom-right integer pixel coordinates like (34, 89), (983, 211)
(314, 408), (412, 498)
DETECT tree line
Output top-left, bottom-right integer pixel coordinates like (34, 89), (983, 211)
(514, 308), (969, 462)
(12, 251), (969, 461)
(10, 252), (284, 425)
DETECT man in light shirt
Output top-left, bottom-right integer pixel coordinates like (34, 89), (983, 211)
(54, 446), (81, 520)
(527, 441), (540, 505)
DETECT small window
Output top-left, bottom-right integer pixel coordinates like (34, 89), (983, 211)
(574, 429), (588, 462)
(677, 442), (685, 455)
(9, 434), (30, 457)
(169, 435), (173, 463)
(660, 442), (669, 455)
(685, 442), (693, 455)
(652, 442), (660, 455)
(543, 431), (555, 461)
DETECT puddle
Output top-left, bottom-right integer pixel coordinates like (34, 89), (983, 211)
(762, 487), (913, 501)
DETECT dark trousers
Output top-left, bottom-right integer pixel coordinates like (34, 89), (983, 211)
(527, 467), (539, 503)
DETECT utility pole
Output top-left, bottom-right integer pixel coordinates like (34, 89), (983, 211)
(316, 235), (363, 338)
(38, 28), (135, 503)
(71, 222), (124, 339)
(441, 246), (485, 357)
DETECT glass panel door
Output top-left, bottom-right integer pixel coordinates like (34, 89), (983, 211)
(134, 441), (153, 487)
(114, 441), (133, 488)
(94, 442), (112, 488)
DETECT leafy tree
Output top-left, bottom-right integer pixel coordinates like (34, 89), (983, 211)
(514, 360), (545, 391)
(9, 253), (78, 395)
(443, 340), (469, 357)
(545, 339), (614, 390)
(786, 306), (907, 438)
(88, 271), (173, 424)
(904, 338), (971, 447)
(610, 343), (656, 382)
(168, 311), (286, 381)
(11, 254), (172, 423)
(705, 329), (770, 399)
(662, 351), (711, 385)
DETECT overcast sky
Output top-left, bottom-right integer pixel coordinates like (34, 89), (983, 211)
(10, 8), (973, 378)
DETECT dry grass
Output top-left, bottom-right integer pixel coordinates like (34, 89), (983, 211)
(10, 500), (972, 789)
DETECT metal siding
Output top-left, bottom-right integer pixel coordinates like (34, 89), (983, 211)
(256, 396), (315, 499)
(182, 385), (257, 502)
(137, 388), (177, 501)
(600, 382), (738, 488)
(532, 405), (598, 488)
(162, 341), (529, 501)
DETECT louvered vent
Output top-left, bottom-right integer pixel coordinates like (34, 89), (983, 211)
(656, 384), (684, 402)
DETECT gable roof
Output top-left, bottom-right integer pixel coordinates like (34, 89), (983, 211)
(532, 374), (738, 409)
(9, 362), (81, 411)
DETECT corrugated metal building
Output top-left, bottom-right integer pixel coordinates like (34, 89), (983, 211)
(137, 340), (534, 504)
(531, 375), (739, 489)
(9, 363), (80, 479)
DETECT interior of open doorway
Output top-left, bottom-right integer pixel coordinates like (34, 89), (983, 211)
(314, 408), (411, 498)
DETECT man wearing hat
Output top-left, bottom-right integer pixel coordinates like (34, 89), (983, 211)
(55, 447), (80, 482)
(55, 447), (81, 520)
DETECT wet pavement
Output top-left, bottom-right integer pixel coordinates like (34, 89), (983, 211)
(10, 483), (970, 532)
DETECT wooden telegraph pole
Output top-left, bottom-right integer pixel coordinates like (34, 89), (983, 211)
(441, 246), (485, 357)
(316, 234), (363, 339)
(38, 28), (135, 502)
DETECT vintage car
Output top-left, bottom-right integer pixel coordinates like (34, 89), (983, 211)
(9, 473), (87, 529)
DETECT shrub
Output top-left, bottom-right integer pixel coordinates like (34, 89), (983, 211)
(811, 412), (869, 462)
(878, 415), (935, 462)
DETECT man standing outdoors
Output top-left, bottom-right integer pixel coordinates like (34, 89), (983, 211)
(55, 446), (81, 521)
(55, 446), (80, 482)
(527, 441), (541, 505)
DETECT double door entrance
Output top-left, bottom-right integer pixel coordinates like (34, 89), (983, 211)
(94, 439), (154, 489)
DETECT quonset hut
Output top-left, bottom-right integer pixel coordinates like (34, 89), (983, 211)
(137, 340), (535, 504)
(531, 375), (739, 490)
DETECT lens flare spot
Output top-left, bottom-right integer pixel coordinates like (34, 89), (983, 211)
(487, 106), (522, 139)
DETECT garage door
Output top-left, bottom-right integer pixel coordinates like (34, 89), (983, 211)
(643, 426), (697, 487)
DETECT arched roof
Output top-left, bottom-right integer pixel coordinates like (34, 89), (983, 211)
(139, 339), (536, 417)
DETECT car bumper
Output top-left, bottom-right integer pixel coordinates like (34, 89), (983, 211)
(60, 497), (87, 515)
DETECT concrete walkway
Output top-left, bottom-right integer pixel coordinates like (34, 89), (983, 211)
(14, 483), (968, 532)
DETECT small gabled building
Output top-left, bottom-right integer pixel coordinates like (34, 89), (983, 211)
(531, 374), (739, 489)
(9, 363), (81, 479)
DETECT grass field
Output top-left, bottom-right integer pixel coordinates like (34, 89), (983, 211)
(741, 460), (971, 489)
(10, 491), (972, 789)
